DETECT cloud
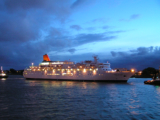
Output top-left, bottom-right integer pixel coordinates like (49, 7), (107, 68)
(102, 26), (110, 29)
(0, 0), (129, 70)
(73, 33), (116, 45)
(109, 46), (160, 70)
(111, 51), (117, 57)
(0, 0), (75, 69)
(70, 25), (82, 31)
(71, 0), (86, 8)
(119, 14), (140, 22)
(71, 0), (97, 9)
(130, 14), (140, 19)
(107, 30), (126, 34)
(3, 0), (71, 16)
(0, 0), (73, 43)
(68, 48), (76, 54)
(91, 18), (109, 23)
(0, 16), (41, 42)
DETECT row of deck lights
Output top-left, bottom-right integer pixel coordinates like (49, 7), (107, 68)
(29, 65), (135, 73)
(43, 68), (97, 74)
(29, 66), (98, 71)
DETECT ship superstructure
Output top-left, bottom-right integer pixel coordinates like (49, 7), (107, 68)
(23, 54), (134, 82)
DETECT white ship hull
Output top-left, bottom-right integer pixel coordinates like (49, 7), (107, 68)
(23, 71), (133, 82)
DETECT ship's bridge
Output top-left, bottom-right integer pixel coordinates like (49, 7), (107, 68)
(99, 63), (112, 71)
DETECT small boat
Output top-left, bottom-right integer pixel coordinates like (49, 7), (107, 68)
(144, 77), (160, 85)
(0, 66), (8, 78)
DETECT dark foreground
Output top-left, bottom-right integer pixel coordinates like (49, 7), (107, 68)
(0, 75), (160, 120)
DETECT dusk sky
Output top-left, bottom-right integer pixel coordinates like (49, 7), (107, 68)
(0, 0), (160, 70)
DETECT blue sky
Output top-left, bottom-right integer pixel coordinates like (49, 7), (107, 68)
(0, 0), (160, 70)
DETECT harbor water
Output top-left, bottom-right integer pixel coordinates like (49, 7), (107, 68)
(0, 75), (160, 119)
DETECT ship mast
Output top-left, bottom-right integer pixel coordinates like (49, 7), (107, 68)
(93, 55), (98, 64)
(1, 66), (3, 72)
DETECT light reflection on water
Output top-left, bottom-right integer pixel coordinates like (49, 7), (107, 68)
(0, 78), (7, 80)
(1, 76), (160, 119)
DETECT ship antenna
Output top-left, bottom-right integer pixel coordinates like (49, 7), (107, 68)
(92, 55), (98, 63)
(1, 66), (3, 72)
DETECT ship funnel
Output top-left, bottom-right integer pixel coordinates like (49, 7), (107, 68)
(43, 54), (50, 61)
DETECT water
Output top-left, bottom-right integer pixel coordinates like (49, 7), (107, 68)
(0, 75), (160, 119)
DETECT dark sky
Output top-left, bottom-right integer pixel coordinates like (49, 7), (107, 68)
(0, 0), (160, 70)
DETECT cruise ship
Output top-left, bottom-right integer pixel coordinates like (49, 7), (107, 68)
(23, 54), (135, 82)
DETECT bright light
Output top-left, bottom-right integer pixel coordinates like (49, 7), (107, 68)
(1, 73), (6, 76)
(32, 63), (34, 66)
(83, 69), (86, 73)
(131, 69), (135, 72)
(40, 62), (49, 65)
(51, 62), (63, 64)
(93, 70), (96, 74)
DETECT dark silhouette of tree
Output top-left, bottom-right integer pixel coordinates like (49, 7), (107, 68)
(10, 68), (17, 74)
(142, 67), (158, 79)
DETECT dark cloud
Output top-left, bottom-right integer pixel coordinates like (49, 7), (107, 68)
(0, 16), (40, 42)
(70, 25), (82, 31)
(71, 0), (96, 9)
(71, 0), (86, 8)
(0, 0), (74, 70)
(111, 51), (117, 57)
(0, 0), (73, 43)
(109, 46), (160, 70)
(0, 0), (129, 70)
(3, 0), (71, 16)
(68, 48), (76, 54)
(42, 30), (118, 51)
(73, 33), (116, 45)
(43, 29), (119, 49)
